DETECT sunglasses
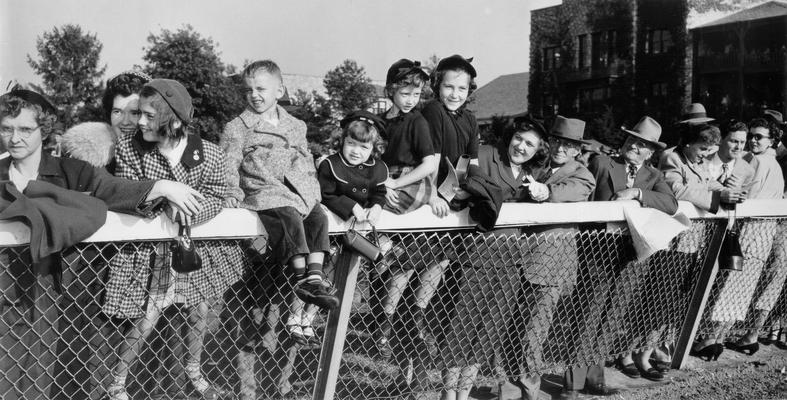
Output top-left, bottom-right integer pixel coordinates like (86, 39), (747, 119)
(749, 133), (772, 141)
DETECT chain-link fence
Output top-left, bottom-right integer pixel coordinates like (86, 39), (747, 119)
(696, 218), (787, 343)
(0, 213), (783, 400)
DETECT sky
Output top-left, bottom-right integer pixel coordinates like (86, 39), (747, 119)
(0, 0), (561, 90)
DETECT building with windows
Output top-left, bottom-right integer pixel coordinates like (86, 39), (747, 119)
(691, 1), (787, 121)
(529, 0), (691, 146)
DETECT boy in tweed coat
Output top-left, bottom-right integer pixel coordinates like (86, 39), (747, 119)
(221, 60), (339, 344)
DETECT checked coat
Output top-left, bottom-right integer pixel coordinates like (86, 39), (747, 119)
(103, 131), (244, 318)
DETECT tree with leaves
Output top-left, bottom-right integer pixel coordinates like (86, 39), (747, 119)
(142, 25), (244, 143)
(323, 59), (376, 118)
(27, 24), (107, 129)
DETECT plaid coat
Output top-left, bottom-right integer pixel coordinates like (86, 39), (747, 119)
(221, 106), (321, 215)
(103, 131), (245, 318)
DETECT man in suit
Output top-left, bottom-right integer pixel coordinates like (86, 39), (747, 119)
(563, 116), (678, 399)
(706, 120), (756, 196)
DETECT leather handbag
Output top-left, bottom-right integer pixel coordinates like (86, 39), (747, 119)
(171, 219), (202, 273)
(718, 210), (743, 271)
(342, 219), (383, 263)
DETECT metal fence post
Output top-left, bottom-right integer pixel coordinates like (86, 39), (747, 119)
(673, 219), (728, 369)
(312, 249), (363, 400)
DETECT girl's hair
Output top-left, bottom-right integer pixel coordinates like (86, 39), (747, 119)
(242, 60), (283, 82)
(139, 86), (187, 139)
(680, 123), (721, 147)
(0, 95), (57, 141)
(338, 120), (384, 158)
(430, 67), (478, 98)
(101, 71), (151, 120)
(749, 117), (782, 148)
(499, 121), (549, 174)
(385, 72), (428, 99)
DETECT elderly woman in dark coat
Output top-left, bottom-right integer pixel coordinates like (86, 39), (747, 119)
(438, 116), (594, 400)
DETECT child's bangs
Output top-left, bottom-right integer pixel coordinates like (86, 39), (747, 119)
(346, 120), (379, 144)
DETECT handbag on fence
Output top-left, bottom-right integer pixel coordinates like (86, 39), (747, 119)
(342, 219), (383, 263)
(718, 208), (743, 271)
(171, 219), (202, 273)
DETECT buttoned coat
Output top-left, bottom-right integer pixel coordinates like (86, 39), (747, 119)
(103, 132), (244, 319)
(588, 154), (678, 215)
(316, 153), (388, 221)
(659, 150), (724, 212)
(221, 106), (321, 215)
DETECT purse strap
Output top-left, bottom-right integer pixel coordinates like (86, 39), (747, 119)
(177, 216), (191, 238)
(348, 217), (380, 246)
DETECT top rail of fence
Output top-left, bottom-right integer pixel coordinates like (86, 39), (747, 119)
(2, 199), (787, 245)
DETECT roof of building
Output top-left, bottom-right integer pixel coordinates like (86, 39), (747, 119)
(467, 72), (529, 123)
(695, 1), (787, 29)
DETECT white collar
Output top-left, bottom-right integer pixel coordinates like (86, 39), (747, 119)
(158, 137), (188, 167)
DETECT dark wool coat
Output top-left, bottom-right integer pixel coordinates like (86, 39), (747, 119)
(588, 154), (678, 215)
(103, 132), (244, 319)
(0, 153), (155, 400)
(316, 153), (387, 221)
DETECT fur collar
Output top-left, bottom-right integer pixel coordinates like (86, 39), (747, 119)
(60, 122), (117, 168)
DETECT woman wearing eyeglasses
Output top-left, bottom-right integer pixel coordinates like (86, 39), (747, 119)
(726, 116), (786, 355)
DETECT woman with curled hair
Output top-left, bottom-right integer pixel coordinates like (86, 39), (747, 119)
(61, 70), (151, 172)
(439, 115), (595, 400)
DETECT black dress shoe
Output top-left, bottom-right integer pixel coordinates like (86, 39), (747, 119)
(638, 367), (665, 381)
(583, 384), (620, 396)
(616, 359), (641, 378)
(728, 341), (759, 356)
(651, 359), (671, 373)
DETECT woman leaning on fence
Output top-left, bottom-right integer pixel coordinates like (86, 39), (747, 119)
(103, 79), (244, 400)
(438, 115), (594, 400)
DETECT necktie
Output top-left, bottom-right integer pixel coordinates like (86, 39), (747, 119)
(719, 163), (729, 183)
(627, 164), (637, 188)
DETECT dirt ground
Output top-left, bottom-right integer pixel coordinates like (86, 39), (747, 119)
(467, 342), (787, 400)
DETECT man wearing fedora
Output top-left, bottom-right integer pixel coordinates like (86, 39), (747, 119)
(562, 116), (678, 399)
(588, 116), (678, 214)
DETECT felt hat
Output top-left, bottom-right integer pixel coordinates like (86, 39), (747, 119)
(143, 79), (193, 123)
(679, 103), (714, 124)
(549, 115), (589, 144)
(386, 59), (430, 86)
(435, 54), (477, 78)
(763, 109), (784, 125)
(340, 110), (386, 136)
(1, 84), (57, 115)
(622, 116), (666, 149)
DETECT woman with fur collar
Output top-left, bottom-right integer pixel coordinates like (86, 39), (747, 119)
(60, 70), (151, 172)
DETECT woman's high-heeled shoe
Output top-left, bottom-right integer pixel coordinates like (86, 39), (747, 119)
(728, 341), (759, 356)
(690, 343), (723, 361)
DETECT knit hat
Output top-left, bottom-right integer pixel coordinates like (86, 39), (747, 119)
(143, 79), (193, 123)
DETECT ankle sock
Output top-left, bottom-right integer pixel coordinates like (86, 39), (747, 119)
(307, 262), (323, 274)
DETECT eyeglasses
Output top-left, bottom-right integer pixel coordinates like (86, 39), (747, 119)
(0, 125), (40, 138)
(749, 133), (772, 141)
(549, 136), (580, 149)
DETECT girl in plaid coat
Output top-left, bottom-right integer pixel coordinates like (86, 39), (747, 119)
(104, 79), (244, 400)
